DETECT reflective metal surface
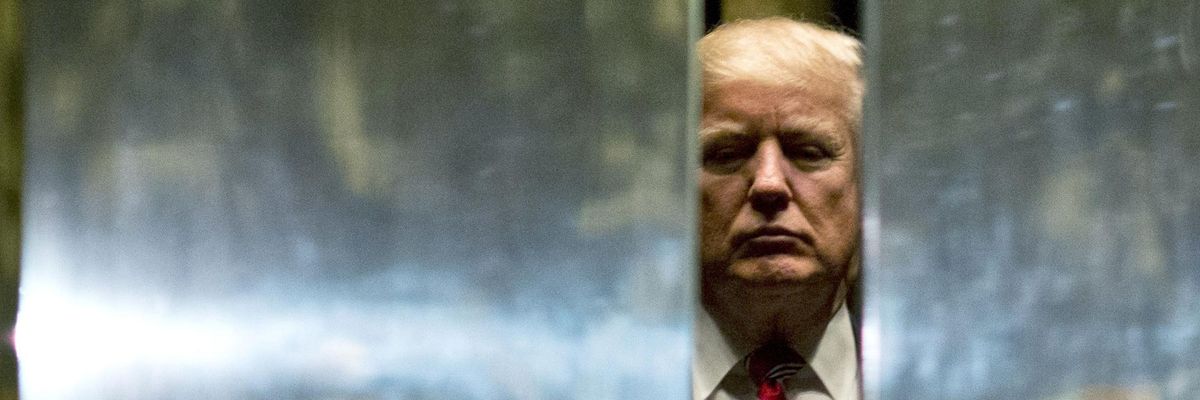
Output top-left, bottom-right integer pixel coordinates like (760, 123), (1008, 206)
(0, 1), (21, 398)
(863, 1), (1200, 399)
(18, 1), (696, 399)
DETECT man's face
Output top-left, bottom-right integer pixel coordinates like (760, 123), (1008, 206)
(699, 81), (859, 288)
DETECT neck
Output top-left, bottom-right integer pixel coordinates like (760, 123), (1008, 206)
(702, 276), (846, 356)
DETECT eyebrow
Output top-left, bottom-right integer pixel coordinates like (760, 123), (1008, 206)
(777, 116), (850, 147)
(699, 120), (750, 142)
(699, 112), (853, 153)
(779, 114), (843, 138)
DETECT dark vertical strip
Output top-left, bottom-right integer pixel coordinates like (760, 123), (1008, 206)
(845, 0), (864, 353)
(0, 0), (20, 398)
(834, 0), (864, 374)
(704, 0), (721, 32)
(832, 0), (860, 36)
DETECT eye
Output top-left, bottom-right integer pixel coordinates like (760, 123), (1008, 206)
(785, 143), (830, 161)
(783, 142), (836, 170)
(702, 141), (754, 172)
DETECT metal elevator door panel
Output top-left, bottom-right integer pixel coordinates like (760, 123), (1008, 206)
(17, 2), (697, 399)
(863, 1), (1200, 399)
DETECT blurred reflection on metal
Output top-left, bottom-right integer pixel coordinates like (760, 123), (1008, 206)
(17, 1), (696, 399)
(0, 0), (21, 398)
(863, 1), (1200, 399)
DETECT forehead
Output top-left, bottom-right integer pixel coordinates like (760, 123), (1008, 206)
(701, 81), (855, 141)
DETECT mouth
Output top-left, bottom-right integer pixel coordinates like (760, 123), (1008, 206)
(731, 227), (814, 258)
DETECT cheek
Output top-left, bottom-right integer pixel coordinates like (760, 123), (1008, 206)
(826, 175), (858, 216)
(699, 176), (745, 243)
(817, 175), (861, 261)
(801, 170), (860, 232)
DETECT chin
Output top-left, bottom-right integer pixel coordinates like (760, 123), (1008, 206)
(728, 256), (831, 285)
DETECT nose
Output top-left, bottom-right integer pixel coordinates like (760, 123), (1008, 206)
(748, 140), (793, 216)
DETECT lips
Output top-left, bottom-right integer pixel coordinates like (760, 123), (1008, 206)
(731, 226), (814, 258)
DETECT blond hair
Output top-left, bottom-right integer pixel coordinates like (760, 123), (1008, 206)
(699, 17), (863, 130)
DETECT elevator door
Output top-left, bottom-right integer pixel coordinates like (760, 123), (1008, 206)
(863, 1), (1200, 399)
(17, 2), (697, 399)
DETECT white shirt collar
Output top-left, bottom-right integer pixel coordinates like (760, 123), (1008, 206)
(693, 302), (859, 400)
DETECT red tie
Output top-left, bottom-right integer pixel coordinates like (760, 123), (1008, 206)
(747, 342), (804, 400)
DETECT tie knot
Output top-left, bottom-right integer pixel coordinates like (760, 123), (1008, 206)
(747, 342), (805, 386)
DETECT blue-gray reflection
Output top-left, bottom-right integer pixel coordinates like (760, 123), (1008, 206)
(17, 1), (696, 399)
(863, 1), (1200, 399)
